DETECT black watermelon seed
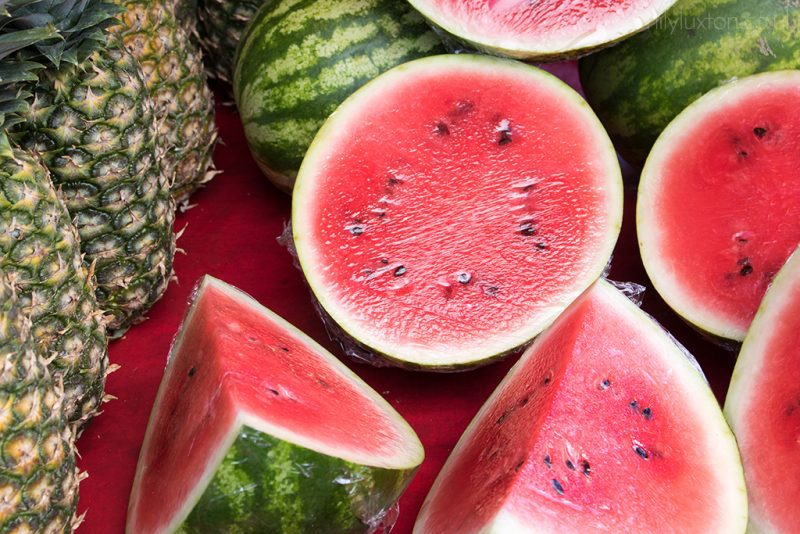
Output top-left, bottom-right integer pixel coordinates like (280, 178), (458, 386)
(269, 388), (280, 396)
(457, 272), (472, 284)
(543, 375), (552, 385)
(754, 127), (767, 138)
(599, 379), (611, 390)
(519, 222), (537, 236)
(484, 285), (499, 296)
(565, 460), (575, 471)
(642, 407), (653, 420)
(394, 265), (407, 277)
(380, 258), (389, 264)
(498, 130), (512, 145)
(435, 122), (450, 135)
(281, 347), (290, 352)
(629, 400), (639, 410)
(740, 264), (754, 276)
(633, 445), (649, 460)
(536, 242), (548, 250)
(738, 150), (749, 159)
(496, 411), (508, 425)
(514, 459), (525, 472)
(544, 455), (552, 468)
(551, 479), (565, 495)
(518, 396), (529, 407)
(349, 225), (364, 236)
(376, 210), (387, 218)
(188, 367), (196, 377)
(581, 460), (591, 477)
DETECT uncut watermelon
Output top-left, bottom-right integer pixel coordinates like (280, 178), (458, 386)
(725, 246), (800, 534)
(414, 280), (747, 533)
(126, 276), (424, 533)
(637, 70), (800, 341)
(406, 0), (678, 61)
(233, 0), (445, 193)
(292, 54), (623, 370)
(580, 0), (800, 167)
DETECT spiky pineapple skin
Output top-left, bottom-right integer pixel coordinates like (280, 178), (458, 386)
(113, 0), (218, 202)
(0, 270), (79, 533)
(13, 39), (177, 338)
(0, 146), (108, 425)
(197, 0), (266, 84)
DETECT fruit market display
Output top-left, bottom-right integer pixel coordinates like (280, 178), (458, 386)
(128, 276), (424, 533)
(725, 246), (800, 533)
(0, 0), (798, 532)
(234, 0), (446, 191)
(292, 55), (622, 370)
(415, 281), (746, 533)
(638, 71), (800, 341)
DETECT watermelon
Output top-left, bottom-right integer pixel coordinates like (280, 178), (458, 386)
(405, 0), (678, 61)
(233, 0), (445, 193)
(126, 276), (424, 533)
(725, 246), (800, 534)
(637, 70), (800, 342)
(292, 54), (623, 370)
(414, 280), (748, 533)
(580, 0), (800, 167)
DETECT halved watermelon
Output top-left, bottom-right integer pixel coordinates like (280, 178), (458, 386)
(292, 54), (623, 370)
(126, 276), (424, 533)
(406, 0), (678, 60)
(414, 280), (747, 533)
(638, 70), (800, 341)
(725, 246), (800, 533)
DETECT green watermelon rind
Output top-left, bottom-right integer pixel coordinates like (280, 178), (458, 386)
(724, 245), (800, 534)
(292, 54), (623, 370)
(580, 0), (800, 167)
(414, 280), (748, 533)
(232, 0), (446, 193)
(637, 70), (800, 342)
(126, 276), (424, 534)
(405, 0), (678, 61)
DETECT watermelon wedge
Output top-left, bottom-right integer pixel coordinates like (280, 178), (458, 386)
(414, 280), (747, 533)
(637, 70), (800, 341)
(406, 0), (678, 60)
(725, 246), (800, 534)
(126, 276), (424, 534)
(293, 54), (623, 370)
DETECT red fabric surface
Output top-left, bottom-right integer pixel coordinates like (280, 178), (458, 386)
(75, 64), (735, 533)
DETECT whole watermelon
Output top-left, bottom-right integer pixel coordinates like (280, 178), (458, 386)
(233, 0), (445, 193)
(580, 0), (800, 167)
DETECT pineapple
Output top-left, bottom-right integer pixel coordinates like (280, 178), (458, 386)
(0, 266), (80, 532)
(197, 0), (266, 84)
(13, 36), (177, 338)
(113, 0), (218, 201)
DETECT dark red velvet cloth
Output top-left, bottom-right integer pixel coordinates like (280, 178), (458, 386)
(75, 64), (735, 533)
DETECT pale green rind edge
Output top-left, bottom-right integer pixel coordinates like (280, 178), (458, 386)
(638, 70), (800, 342)
(292, 53), (623, 369)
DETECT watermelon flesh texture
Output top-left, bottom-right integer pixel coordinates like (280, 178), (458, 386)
(407, 0), (678, 59)
(126, 276), (423, 534)
(293, 54), (622, 370)
(414, 280), (747, 533)
(637, 71), (800, 341)
(725, 247), (800, 534)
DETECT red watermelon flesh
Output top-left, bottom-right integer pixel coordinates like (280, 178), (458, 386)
(406, 0), (678, 60)
(293, 55), (622, 370)
(414, 280), (747, 533)
(725, 247), (800, 533)
(127, 276), (423, 533)
(638, 71), (800, 341)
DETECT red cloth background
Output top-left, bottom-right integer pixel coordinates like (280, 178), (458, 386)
(75, 63), (735, 533)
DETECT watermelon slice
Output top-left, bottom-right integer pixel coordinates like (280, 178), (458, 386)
(126, 276), (424, 533)
(293, 54), (623, 370)
(637, 70), (800, 341)
(406, 0), (678, 60)
(725, 246), (800, 534)
(414, 280), (747, 533)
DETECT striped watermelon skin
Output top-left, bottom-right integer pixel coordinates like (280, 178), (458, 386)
(580, 0), (800, 167)
(177, 426), (412, 533)
(233, 0), (445, 192)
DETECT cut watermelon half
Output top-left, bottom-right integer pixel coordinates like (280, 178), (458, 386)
(293, 54), (623, 370)
(414, 280), (747, 533)
(638, 70), (800, 341)
(725, 246), (800, 534)
(406, 0), (678, 60)
(126, 276), (424, 534)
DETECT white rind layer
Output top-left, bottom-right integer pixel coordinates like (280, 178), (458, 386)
(638, 70), (800, 342)
(414, 280), (748, 534)
(293, 54), (623, 368)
